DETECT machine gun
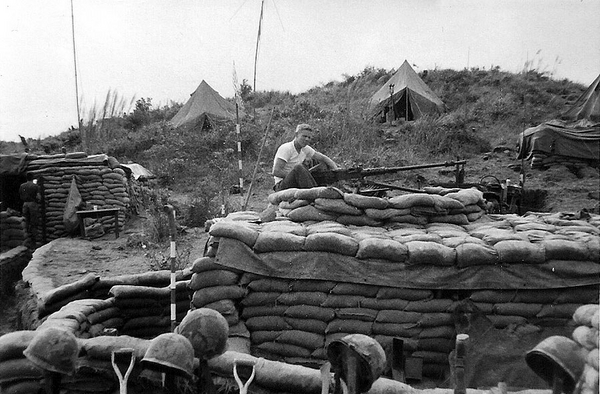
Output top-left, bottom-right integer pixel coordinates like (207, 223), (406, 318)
(311, 160), (467, 192)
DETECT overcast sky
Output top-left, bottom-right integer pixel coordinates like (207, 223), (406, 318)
(1, 0), (599, 143)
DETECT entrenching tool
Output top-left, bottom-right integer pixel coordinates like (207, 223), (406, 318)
(320, 362), (332, 394)
(111, 348), (135, 394)
(233, 359), (256, 394)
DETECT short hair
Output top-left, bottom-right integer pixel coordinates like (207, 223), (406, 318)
(295, 124), (313, 133)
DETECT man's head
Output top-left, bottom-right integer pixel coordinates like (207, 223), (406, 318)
(294, 124), (314, 148)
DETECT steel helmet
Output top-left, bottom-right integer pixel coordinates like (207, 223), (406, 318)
(526, 335), (587, 394)
(326, 334), (386, 392)
(23, 327), (80, 375)
(175, 308), (229, 359)
(141, 333), (195, 379)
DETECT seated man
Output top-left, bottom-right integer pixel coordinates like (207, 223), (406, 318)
(272, 123), (338, 191)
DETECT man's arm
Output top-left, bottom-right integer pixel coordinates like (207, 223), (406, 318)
(312, 151), (339, 170)
(272, 158), (289, 178)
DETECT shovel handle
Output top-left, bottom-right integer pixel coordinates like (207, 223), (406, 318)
(111, 348), (136, 394)
(233, 359), (257, 394)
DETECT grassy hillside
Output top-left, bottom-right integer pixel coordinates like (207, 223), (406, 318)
(2, 66), (589, 224)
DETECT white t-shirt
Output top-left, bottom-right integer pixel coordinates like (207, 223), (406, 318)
(272, 141), (316, 184)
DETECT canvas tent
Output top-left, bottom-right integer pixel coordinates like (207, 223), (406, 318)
(369, 60), (445, 122)
(517, 74), (600, 166)
(561, 73), (600, 122)
(170, 80), (240, 130)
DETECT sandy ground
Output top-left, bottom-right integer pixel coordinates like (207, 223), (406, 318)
(1, 149), (598, 336)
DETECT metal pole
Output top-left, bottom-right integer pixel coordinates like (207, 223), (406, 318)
(70, 0), (83, 150)
(163, 204), (177, 332)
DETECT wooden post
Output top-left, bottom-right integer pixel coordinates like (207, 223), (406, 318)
(163, 204), (177, 332)
(454, 334), (469, 394)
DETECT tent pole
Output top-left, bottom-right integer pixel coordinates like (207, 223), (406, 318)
(243, 107), (274, 210)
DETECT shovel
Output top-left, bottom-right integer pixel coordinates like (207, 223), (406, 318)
(111, 348), (136, 394)
(233, 359), (257, 394)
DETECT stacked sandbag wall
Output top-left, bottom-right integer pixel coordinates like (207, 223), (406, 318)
(271, 186), (487, 226)
(31, 165), (129, 240)
(572, 304), (599, 394)
(188, 255), (250, 349)
(0, 210), (28, 251)
(0, 246), (31, 296)
(21, 250), (193, 335)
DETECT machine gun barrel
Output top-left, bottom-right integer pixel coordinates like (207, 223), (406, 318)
(312, 160), (467, 185)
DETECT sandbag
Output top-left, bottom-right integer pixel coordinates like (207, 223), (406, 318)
(406, 241), (457, 266)
(268, 188), (300, 205)
(343, 193), (389, 209)
(387, 215), (428, 225)
(418, 337), (454, 353)
(321, 294), (366, 308)
(0, 331), (36, 362)
(253, 232), (306, 253)
(361, 298), (410, 311)
(290, 280), (336, 293)
(287, 205), (338, 222)
(537, 303), (584, 319)
(306, 221), (352, 236)
(255, 341), (311, 358)
(0, 359), (43, 384)
(334, 308), (378, 322)
(294, 186), (344, 201)
(405, 299), (455, 313)
(375, 310), (422, 324)
(209, 221), (259, 247)
(251, 330), (282, 344)
(191, 256), (226, 273)
(80, 335), (150, 361)
(242, 305), (288, 319)
(191, 285), (246, 307)
(573, 304), (600, 326)
(388, 194), (436, 209)
(277, 291), (328, 306)
(42, 272), (99, 307)
(241, 291), (281, 306)
(304, 232), (359, 256)
(429, 213), (469, 225)
(443, 236), (486, 248)
(336, 214), (382, 227)
(493, 303), (543, 317)
(276, 330), (324, 351)
(330, 283), (378, 297)
(494, 241), (545, 264)
(284, 317), (328, 334)
(284, 305), (335, 322)
(364, 207), (411, 220)
(314, 198), (362, 215)
(572, 325), (599, 350)
(376, 287), (433, 301)
(455, 243), (499, 267)
(204, 299), (238, 316)
(543, 239), (593, 261)
(248, 278), (291, 293)
(246, 316), (292, 331)
(356, 238), (408, 262)
(372, 322), (421, 337)
(279, 199), (310, 210)
(326, 319), (373, 335)
(419, 325), (456, 339)
(260, 220), (306, 236)
(188, 270), (239, 290)
(444, 188), (484, 206)
(417, 313), (454, 327)
(486, 315), (527, 328)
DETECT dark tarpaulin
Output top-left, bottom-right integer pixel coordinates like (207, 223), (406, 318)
(0, 154), (28, 175)
(215, 237), (600, 290)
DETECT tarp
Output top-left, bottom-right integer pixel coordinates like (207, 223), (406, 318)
(517, 119), (600, 161)
(369, 60), (445, 121)
(215, 237), (600, 290)
(120, 163), (155, 180)
(169, 80), (240, 130)
(0, 154), (109, 175)
(0, 154), (28, 175)
(562, 73), (600, 121)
